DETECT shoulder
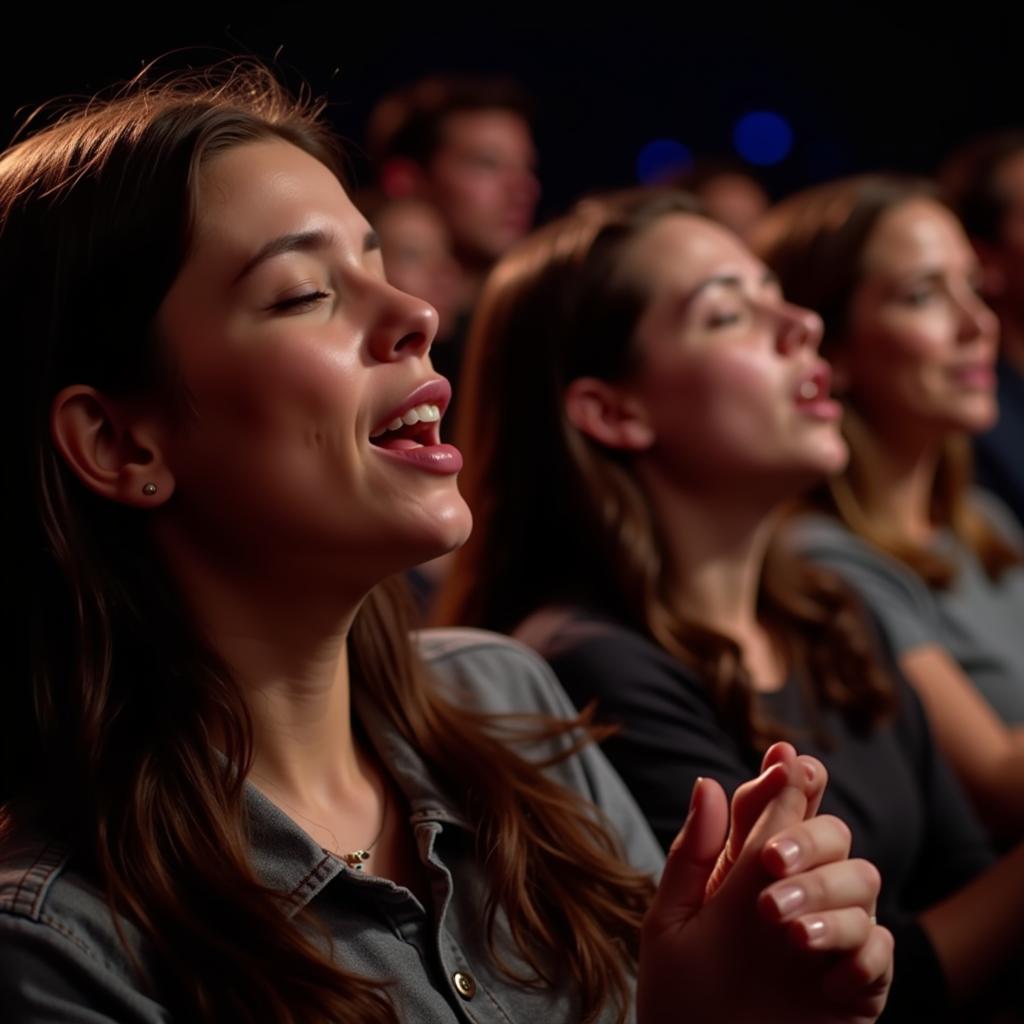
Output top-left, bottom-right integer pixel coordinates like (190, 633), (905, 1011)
(518, 607), (695, 682)
(785, 514), (935, 608)
(0, 823), (163, 1020)
(414, 627), (664, 876)
(971, 486), (1024, 550)
(415, 626), (582, 720)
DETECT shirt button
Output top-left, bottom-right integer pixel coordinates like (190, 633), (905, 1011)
(452, 971), (476, 1000)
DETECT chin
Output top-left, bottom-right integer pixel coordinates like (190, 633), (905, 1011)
(931, 399), (998, 439)
(409, 502), (474, 565)
(818, 440), (851, 475)
(962, 403), (999, 436)
(796, 432), (849, 478)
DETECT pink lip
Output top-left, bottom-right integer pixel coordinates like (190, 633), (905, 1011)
(793, 363), (842, 421)
(372, 377), (452, 435)
(372, 443), (463, 475)
(369, 376), (462, 476)
(951, 364), (996, 390)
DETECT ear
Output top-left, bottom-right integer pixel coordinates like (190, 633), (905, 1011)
(50, 386), (175, 508)
(380, 157), (427, 200)
(564, 376), (655, 452)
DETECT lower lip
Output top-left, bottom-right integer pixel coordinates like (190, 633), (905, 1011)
(795, 398), (843, 421)
(953, 367), (996, 389)
(371, 442), (463, 475)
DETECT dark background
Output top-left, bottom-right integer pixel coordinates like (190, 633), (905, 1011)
(2, 10), (1020, 217)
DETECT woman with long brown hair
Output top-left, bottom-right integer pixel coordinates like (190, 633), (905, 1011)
(0, 65), (892, 1023)
(439, 189), (1024, 1021)
(752, 176), (1024, 841)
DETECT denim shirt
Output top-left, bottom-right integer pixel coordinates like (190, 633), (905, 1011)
(0, 629), (663, 1022)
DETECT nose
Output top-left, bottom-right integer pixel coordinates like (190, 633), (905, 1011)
(955, 287), (999, 346)
(366, 283), (438, 363)
(508, 163), (540, 208)
(772, 301), (824, 356)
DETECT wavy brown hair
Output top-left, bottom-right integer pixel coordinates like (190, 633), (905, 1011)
(751, 174), (1022, 587)
(2, 64), (653, 1024)
(436, 190), (895, 753)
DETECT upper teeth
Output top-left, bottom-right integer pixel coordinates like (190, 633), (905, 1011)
(799, 380), (820, 400)
(370, 403), (441, 437)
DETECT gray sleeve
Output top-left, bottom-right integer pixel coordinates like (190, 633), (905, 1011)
(418, 628), (665, 880)
(789, 518), (941, 656)
(0, 917), (170, 1023)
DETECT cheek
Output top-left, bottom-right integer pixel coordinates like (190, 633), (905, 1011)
(194, 338), (360, 434)
(647, 349), (781, 447)
(442, 172), (500, 217)
(848, 312), (949, 397)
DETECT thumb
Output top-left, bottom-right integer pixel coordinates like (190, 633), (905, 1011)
(648, 777), (729, 930)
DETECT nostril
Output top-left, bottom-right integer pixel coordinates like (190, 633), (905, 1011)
(394, 330), (429, 353)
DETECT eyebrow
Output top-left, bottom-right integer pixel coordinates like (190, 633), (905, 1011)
(675, 268), (779, 315)
(232, 228), (381, 285)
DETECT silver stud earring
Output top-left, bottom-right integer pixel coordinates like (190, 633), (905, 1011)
(142, 482), (158, 496)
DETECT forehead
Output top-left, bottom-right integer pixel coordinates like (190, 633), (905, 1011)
(191, 138), (369, 269)
(376, 200), (448, 240)
(628, 213), (764, 289)
(437, 109), (533, 153)
(863, 198), (973, 275)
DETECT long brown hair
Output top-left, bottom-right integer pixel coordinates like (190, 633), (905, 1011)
(751, 174), (1022, 586)
(437, 190), (894, 753)
(3, 64), (652, 1024)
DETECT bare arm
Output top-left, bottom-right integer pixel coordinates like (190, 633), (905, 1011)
(918, 840), (1024, 1003)
(901, 645), (1024, 839)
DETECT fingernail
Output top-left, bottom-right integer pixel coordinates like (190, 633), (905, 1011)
(769, 838), (801, 867)
(802, 917), (828, 947)
(769, 884), (805, 918)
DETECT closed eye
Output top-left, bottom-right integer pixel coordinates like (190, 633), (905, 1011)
(705, 307), (749, 329)
(271, 290), (331, 313)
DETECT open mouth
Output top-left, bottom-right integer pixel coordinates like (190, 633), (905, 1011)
(369, 403), (442, 450)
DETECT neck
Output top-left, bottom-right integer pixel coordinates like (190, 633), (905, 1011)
(155, 523), (374, 806)
(844, 414), (942, 545)
(638, 463), (788, 687)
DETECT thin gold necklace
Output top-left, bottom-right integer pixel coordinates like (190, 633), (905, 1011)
(252, 776), (390, 871)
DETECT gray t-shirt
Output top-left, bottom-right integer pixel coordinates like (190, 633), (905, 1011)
(0, 629), (662, 1023)
(788, 495), (1024, 724)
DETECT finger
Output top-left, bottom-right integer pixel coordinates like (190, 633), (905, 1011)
(762, 745), (827, 820)
(760, 741), (797, 772)
(786, 907), (875, 953)
(821, 924), (895, 1012)
(795, 755), (827, 818)
(649, 777), (729, 930)
(714, 761), (812, 908)
(705, 762), (789, 899)
(759, 858), (881, 924)
(761, 814), (852, 878)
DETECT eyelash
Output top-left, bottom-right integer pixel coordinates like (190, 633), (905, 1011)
(272, 290), (330, 313)
(904, 288), (937, 306)
(706, 310), (744, 329)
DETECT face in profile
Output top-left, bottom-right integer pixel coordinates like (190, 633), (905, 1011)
(582, 214), (846, 499)
(152, 138), (472, 591)
(375, 199), (462, 340)
(840, 198), (1000, 443)
(425, 109), (539, 265)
